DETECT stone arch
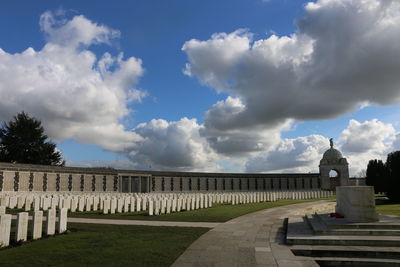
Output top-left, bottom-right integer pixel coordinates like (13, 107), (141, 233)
(319, 140), (350, 190)
(328, 169), (341, 189)
(320, 157), (349, 190)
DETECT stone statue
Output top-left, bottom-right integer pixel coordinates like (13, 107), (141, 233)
(330, 138), (333, 148)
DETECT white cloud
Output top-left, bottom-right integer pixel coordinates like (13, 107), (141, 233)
(340, 119), (395, 154)
(40, 11), (120, 48)
(0, 11), (146, 152)
(183, 0), (400, 158)
(3, 4), (400, 174)
(245, 135), (329, 173)
(128, 118), (221, 172)
(339, 119), (397, 174)
(201, 96), (292, 155)
(245, 119), (399, 175)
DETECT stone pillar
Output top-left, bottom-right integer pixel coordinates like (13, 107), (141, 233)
(45, 209), (56, 236)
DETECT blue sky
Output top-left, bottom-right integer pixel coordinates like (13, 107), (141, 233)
(0, 0), (399, 174)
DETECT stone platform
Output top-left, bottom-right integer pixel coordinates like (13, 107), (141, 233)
(286, 213), (400, 266)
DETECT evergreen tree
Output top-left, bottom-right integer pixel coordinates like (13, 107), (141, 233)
(0, 112), (64, 166)
(386, 151), (400, 202)
(366, 159), (388, 193)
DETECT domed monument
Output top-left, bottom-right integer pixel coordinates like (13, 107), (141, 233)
(319, 138), (349, 190)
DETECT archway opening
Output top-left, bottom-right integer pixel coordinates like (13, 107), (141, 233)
(329, 169), (340, 190)
(329, 170), (339, 178)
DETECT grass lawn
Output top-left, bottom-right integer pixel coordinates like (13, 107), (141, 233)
(68, 198), (335, 222)
(0, 223), (208, 267)
(376, 200), (400, 217)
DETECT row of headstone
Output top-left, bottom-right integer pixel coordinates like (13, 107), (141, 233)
(147, 193), (214, 216)
(0, 208), (68, 247)
(0, 190), (334, 216)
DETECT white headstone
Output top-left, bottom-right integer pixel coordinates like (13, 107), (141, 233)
(16, 212), (29, 242)
(46, 209), (56, 236)
(110, 198), (117, 214)
(32, 210), (43, 240)
(148, 200), (154, 216)
(103, 199), (110, 214)
(0, 214), (12, 247)
(57, 208), (68, 234)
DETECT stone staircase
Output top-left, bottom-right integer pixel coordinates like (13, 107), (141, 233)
(286, 213), (400, 266)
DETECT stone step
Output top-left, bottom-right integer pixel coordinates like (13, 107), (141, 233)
(315, 257), (400, 267)
(316, 213), (400, 230)
(287, 234), (400, 247)
(287, 215), (314, 236)
(291, 245), (400, 259)
(286, 217), (400, 247)
(306, 214), (400, 236)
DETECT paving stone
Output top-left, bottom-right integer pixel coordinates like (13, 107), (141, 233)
(171, 201), (331, 267)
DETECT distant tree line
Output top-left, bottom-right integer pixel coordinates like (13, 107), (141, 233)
(366, 151), (400, 202)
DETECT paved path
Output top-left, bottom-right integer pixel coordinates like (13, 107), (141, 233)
(67, 217), (220, 228)
(172, 201), (334, 267)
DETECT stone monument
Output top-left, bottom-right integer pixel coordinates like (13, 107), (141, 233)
(319, 138), (349, 190)
(336, 186), (378, 222)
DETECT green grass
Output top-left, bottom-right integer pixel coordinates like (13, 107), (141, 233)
(68, 198), (335, 222)
(0, 223), (208, 267)
(376, 200), (400, 216)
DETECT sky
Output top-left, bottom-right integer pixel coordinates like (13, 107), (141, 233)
(0, 0), (399, 175)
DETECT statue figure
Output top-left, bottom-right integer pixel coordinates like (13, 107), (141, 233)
(329, 138), (333, 148)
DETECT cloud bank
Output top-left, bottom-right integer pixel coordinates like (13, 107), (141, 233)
(2, 1), (400, 174)
(246, 119), (398, 175)
(0, 11), (145, 152)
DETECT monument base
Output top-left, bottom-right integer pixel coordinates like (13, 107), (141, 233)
(336, 186), (378, 222)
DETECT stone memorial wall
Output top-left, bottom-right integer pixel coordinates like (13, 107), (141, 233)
(0, 162), (324, 193)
